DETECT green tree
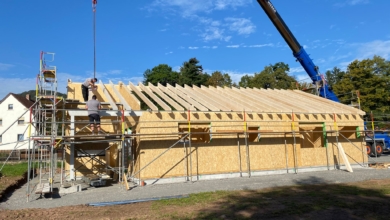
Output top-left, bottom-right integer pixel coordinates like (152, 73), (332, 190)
(178, 58), (207, 86)
(207, 71), (233, 87)
(239, 62), (296, 89)
(238, 75), (254, 88)
(143, 64), (179, 86)
(325, 67), (345, 89)
(333, 55), (390, 112)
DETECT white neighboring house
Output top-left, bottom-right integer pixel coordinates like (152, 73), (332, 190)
(0, 93), (35, 150)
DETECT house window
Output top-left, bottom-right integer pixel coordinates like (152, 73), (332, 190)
(17, 134), (24, 141)
(0, 135), (2, 143)
(8, 104), (13, 110)
(0, 119), (2, 126)
(18, 119), (24, 125)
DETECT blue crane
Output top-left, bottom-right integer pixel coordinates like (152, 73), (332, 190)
(256, 0), (340, 102)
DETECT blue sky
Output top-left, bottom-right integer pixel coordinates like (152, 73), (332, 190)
(1, 0), (390, 98)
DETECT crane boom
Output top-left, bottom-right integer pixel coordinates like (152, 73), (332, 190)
(257, 0), (339, 102)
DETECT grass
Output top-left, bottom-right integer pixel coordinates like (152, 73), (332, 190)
(0, 162), (29, 177)
(148, 179), (390, 219)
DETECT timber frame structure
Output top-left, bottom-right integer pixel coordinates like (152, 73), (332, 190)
(20, 53), (373, 202)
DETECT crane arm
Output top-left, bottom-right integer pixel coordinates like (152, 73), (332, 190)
(256, 0), (339, 102)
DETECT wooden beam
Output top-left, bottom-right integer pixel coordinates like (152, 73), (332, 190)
(217, 86), (255, 111)
(178, 84), (220, 111)
(128, 82), (158, 111)
(119, 81), (141, 110)
(167, 84), (208, 111)
(98, 81), (118, 110)
(251, 88), (308, 113)
(208, 86), (250, 111)
(158, 83), (195, 110)
(293, 90), (364, 115)
(149, 83), (184, 111)
(138, 83), (171, 111)
(109, 80), (131, 110)
(199, 85), (242, 111)
(239, 87), (291, 112)
(191, 85), (231, 111)
(245, 88), (306, 113)
(232, 87), (275, 112)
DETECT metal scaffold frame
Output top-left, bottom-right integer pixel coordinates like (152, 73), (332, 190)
(13, 51), (374, 202)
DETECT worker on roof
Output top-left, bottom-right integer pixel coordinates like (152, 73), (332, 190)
(82, 78), (98, 102)
(85, 95), (102, 135)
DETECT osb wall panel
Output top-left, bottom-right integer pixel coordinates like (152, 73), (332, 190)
(132, 111), (364, 179)
(64, 142), (113, 178)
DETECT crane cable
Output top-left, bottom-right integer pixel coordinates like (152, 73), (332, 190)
(92, 0), (97, 79)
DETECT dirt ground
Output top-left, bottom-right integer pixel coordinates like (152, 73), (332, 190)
(1, 178), (390, 219)
(0, 176), (25, 202)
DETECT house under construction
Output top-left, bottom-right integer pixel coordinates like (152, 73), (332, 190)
(21, 51), (369, 201)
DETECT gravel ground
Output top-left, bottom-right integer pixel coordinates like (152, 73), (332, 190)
(1, 167), (390, 210)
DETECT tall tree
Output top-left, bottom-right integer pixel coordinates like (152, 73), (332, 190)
(238, 62), (296, 89)
(238, 75), (254, 88)
(207, 71), (233, 87)
(143, 64), (179, 86)
(325, 67), (345, 89)
(178, 58), (207, 86)
(332, 56), (390, 112)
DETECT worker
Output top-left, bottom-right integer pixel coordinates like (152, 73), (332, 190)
(85, 95), (102, 135)
(81, 78), (98, 102)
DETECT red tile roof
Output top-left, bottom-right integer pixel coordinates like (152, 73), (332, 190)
(0, 93), (35, 108)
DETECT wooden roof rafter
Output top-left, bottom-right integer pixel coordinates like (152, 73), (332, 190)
(274, 89), (333, 114)
(293, 90), (364, 115)
(166, 84), (208, 111)
(211, 86), (253, 111)
(221, 87), (260, 111)
(98, 80), (118, 110)
(253, 88), (309, 113)
(241, 87), (291, 112)
(192, 85), (234, 111)
(109, 80), (131, 110)
(148, 83), (184, 111)
(198, 85), (242, 111)
(118, 81), (141, 110)
(180, 84), (220, 111)
(128, 82), (158, 111)
(158, 83), (195, 110)
(138, 83), (171, 111)
(233, 87), (278, 112)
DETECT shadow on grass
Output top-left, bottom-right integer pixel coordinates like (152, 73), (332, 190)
(165, 176), (390, 220)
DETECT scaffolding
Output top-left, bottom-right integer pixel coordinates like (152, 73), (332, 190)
(10, 52), (382, 203)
